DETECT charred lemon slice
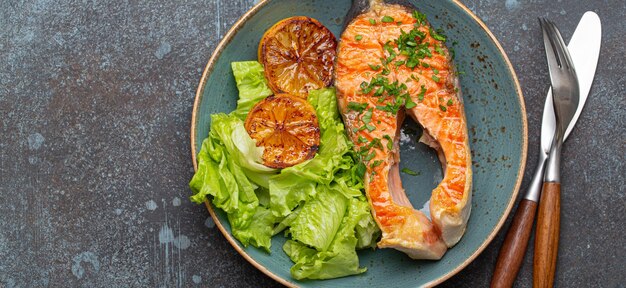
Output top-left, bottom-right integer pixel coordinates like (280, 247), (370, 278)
(258, 16), (337, 98)
(245, 94), (320, 168)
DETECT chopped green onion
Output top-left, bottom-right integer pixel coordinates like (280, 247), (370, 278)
(405, 95), (417, 109)
(383, 135), (394, 150)
(368, 64), (381, 71)
(369, 138), (383, 149)
(435, 44), (445, 55)
(362, 109), (373, 124)
(374, 86), (384, 96)
(401, 167), (420, 176)
(430, 28), (447, 42)
(412, 11), (427, 25)
(370, 160), (383, 168)
(382, 16), (394, 23)
(417, 85), (426, 101)
(348, 102), (368, 112)
(355, 35), (363, 41)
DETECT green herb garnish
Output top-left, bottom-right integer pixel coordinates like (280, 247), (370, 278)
(415, 85), (425, 102)
(405, 95), (417, 109)
(369, 138), (383, 149)
(401, 167), (420, 176)
(347, 102), (368, 112)
(430, 28), (447, 42)
(434, 44), (445, 55)
(412, 10), (427, 25)
(370, 160), (383, 168)
(383, 135), (394, 150)
(368, 64), (381, 71)
(362, 109), (373, 124)
(382, 16), (394, 23)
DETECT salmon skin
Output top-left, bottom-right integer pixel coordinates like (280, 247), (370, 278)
(335, 0), (472, 259)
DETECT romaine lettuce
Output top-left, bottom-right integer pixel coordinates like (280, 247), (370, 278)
(283, 197), (374, 280)
(231, 61), (273, 120)
(267, 88), (363, 217)
(189, 113), (277, 251)
(190, 62), (380, 280)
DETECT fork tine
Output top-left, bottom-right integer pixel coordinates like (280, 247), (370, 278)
(539, 18), (560, 76)
(543, 19), (563, 67)
(546, 19), (576, 71)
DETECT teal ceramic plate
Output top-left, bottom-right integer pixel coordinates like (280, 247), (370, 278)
(191, 0), (527, 287)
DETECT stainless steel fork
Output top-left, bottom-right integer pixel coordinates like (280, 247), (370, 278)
(533, 18), (580, 288)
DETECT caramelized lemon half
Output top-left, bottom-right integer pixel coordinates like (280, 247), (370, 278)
(258, 16), (337, 98)
(244, 94), (320, 168)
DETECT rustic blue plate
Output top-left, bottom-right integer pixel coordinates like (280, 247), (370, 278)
(191, 0), (527, 287)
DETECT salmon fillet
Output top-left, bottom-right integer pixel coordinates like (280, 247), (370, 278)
(335, 0), (472, 259)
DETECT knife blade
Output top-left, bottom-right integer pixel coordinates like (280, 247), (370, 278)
(491, 12), (601, 288)
(525, 11), (601, 202)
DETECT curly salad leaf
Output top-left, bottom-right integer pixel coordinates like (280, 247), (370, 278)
(190, 61), (380, 280)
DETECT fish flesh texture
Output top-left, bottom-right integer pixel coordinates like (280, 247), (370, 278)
(335, 0), (472, 259)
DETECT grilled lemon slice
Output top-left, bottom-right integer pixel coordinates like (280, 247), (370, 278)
(244, 94), (320, 168)
(258, 16), (337, 99)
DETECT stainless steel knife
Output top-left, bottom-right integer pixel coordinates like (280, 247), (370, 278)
(491, 11), (601, 288)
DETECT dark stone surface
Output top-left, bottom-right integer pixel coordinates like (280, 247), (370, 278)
(0, 0), (623, 287)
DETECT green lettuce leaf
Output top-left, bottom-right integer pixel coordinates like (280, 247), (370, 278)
(273, 88), (379, 279)
(268, 174), (317, 217)
(190, 73), (381, 278)
(230, 206), (277, 252)
(283, 197), (373, 280)
(353, 196), (381, 249)
(289, 186), (348, 251)
(231, 61), (273, 120)
(189, 113), (276, 251)
(267, 88), (362, 217)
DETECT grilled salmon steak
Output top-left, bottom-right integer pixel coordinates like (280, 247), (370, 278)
(335, 0), (472, 259)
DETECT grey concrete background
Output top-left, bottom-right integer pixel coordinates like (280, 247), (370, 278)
(1, 0), (624, 287)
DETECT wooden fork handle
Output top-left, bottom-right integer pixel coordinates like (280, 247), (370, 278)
(534, 182), (561, 288)
(491, 199), (538, 288)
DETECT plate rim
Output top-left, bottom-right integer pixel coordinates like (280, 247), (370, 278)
(190, 0), (528, 287)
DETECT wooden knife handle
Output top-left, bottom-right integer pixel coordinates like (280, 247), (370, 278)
(533, 182), (561, 288)
(491, 199), (538, 288)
